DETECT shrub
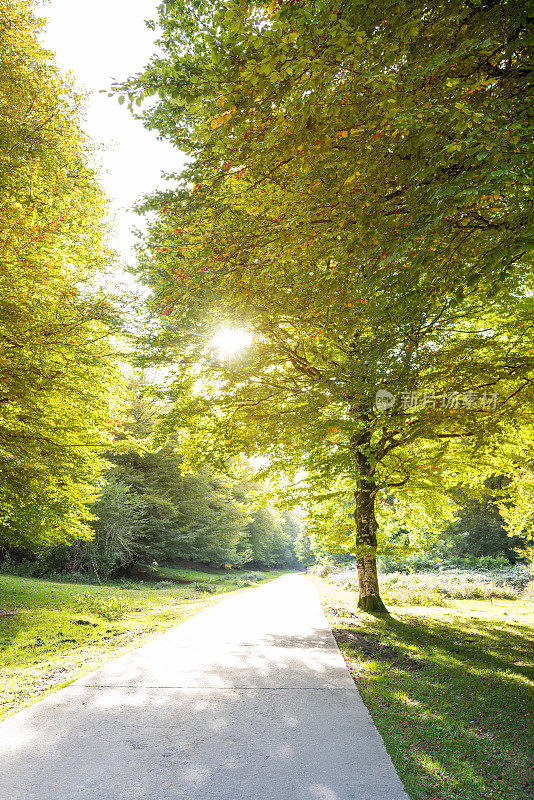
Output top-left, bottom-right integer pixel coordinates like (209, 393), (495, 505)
(62, 571), (94, 584)
(192, 582), (218, 593)
(118, 580), (141, 590)
(74, 592), (130, 620)
(377, 552), (514, 574)
(309, 564), (335, 578)
(326, 565), (533, 606)
(239, 571), (265, 582)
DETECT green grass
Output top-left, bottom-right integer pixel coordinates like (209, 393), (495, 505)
(313, 577), (534, 800)
(154, 566), (267, 586)
(0, 569), (278, 721)
(155, 566), (226, 583)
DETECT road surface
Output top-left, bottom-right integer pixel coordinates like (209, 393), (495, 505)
(0, 574), (409, 800)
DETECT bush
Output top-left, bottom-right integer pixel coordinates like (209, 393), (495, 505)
(326, 565), (534, 606)
(74, 592), (130, 620)
(118, 580), (141, 590)
(192, 582), (218, 593)
(61, 571), (95, 584)
(0, 555), (35, 577)
(377, 552), (513, 574)
(309, 564), (336, 578)
(239, 571), (265, 582)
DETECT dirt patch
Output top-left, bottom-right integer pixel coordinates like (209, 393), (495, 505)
(324, 604), (359, 620)
(332, 627), (427, 672)
(32, 667), (69, 694)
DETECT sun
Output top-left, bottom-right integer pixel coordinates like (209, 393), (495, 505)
(211, 327), (251, 358)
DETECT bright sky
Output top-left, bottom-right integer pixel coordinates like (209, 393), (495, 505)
(39, 0), (185, 273)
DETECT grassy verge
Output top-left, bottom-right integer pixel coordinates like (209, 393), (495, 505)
(0, 569), (281, 721)
(313, 576), (534, 800)
(153, 566), (270, 588)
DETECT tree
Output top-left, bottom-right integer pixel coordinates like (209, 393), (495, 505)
(70, 478), (143, 578)
(280, 508), (304, 567)
(499, 466), (534, 561)
(0, 0), (125, 549)
(99, 386), (300, 569)
(126, 0), (534, 609)
(104, 440), (250, 568)
(294, 529), (316, 570)
(441, 475), (526, 562)
(244, 506), (293, 567)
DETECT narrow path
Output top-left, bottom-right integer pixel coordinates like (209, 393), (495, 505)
(0, 574), (409, 800)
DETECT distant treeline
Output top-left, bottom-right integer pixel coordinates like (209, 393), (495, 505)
(0, 386), (312, 578)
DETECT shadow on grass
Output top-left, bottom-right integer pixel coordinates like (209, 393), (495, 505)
(328, 605), (534, 800)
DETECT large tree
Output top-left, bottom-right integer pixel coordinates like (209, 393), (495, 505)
(127, 0), (534, 609)
(0, 0), (125, 549)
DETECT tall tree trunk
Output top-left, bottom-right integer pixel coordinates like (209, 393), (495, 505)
(353, 438), (387, 612)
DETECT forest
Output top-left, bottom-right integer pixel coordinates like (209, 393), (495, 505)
(0, 0), (532, 600)
(1, 3), (533, 799)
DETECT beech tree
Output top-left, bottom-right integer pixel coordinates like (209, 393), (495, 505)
(0, 0), (125, 548)
(127, 0), (533, 609)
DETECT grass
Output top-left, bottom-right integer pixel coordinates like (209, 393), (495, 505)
(313, 576), (534, 800)
(0, 568), (277, 721)
(156, 565), (228, 583)
(154, 566), (267, 587)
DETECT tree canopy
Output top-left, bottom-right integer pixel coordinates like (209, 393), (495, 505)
(123, 0), (533, 608)
(44, 386), (303, 577)
(118, 0), (534, 607)
(0, 0), (125, 549)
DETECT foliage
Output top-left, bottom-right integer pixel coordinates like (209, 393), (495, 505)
(73, 590), (131, 620)
(190, 581), (218, 593)
(67, 478), (144, 579)
(9, 387), (304, 575)
(500, 465), (534, 557)
(445, 493), (519, 561)
(327, 565), (533, 605)
(372, 480), (527, 564)
(377, 550), (511, 574)
(0, 0), (126, 549)
(238, 571), (265, 582)
(89, 387), (302, 570)
(294, 529), (316, 569)
(243, 506), (292, 567)
(124, 0), (534, 608)
(110, 443), (251, 567)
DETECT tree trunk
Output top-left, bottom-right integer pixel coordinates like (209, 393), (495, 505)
(353, 443), (387, 612)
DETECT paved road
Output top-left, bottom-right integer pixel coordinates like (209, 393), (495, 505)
(0, 574), (409, 800)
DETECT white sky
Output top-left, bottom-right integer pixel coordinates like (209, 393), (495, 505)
(39, 0), (185, 274)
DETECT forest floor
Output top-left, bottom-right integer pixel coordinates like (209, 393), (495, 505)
(0, 569), (281, 720)
(313, 576), (534, 800)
